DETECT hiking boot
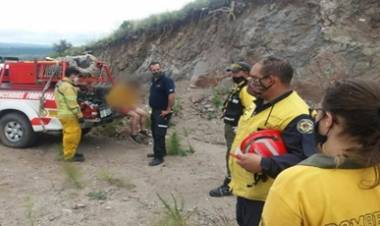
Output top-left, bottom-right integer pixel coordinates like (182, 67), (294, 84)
(147, 153), (166, 158)
(209, 184), (232, 197)
(149, 158), (164, 166)
(66, 153), (85, 162)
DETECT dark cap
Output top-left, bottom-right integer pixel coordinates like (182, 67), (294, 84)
(225, 62), (251, 73)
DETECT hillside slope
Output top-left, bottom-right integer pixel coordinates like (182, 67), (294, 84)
(90, 0), (380, 101)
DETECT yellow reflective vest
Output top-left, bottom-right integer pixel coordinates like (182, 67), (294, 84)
(229, 91), (311, 201)
(239, 85), (255, 121)
(54, 78), (83, 119)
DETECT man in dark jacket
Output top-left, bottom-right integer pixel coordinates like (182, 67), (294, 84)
(147, 61), (176, 166)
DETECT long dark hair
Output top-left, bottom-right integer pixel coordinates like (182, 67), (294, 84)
(322, 79), (380, 187)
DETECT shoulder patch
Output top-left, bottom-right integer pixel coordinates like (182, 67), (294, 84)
(296, 119), (314, 134)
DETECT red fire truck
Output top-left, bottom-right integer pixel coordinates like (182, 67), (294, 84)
(0, 59), (117, 148)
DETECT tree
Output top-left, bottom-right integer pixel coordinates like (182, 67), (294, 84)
(53, 40), (73, 56)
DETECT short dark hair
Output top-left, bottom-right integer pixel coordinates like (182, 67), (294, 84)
(65, 67), (80, 77)
(149, 61), (160, 67)
(259, 56), (293, 84)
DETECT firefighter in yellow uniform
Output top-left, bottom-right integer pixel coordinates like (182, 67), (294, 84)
(262, 80), (380, 226)
(209, 62), (255, 197)
(54, 67), (84, 162)
(228, 57), (316, 226)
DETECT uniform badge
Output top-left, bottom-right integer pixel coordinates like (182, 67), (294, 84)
(297, 119), (314, 134)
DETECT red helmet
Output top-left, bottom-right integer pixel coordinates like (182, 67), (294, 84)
(240, 129), (287, 158)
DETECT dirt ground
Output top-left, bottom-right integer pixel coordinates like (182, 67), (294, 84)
(0, 81), (238, 226)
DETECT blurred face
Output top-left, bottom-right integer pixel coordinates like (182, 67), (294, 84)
(71, 74), (80, 85)
(247, 63), (274, 98)
(149, 64), (161, 75)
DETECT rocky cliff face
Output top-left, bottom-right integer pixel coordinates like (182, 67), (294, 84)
(91, 0), (380, 102)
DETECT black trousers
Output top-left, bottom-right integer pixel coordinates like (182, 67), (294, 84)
(150, 109), (171, 160)
(236, 197), (265, 226)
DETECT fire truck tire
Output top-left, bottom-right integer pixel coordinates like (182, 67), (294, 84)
(0, 113), (37, 148)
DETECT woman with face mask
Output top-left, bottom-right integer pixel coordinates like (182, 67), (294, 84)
(261, 79), (380, 226)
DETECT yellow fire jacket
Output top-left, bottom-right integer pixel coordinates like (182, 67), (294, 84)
(229, 91), (311, 201)
(54, 77), (82, 119)
(239, 85), (255, 121)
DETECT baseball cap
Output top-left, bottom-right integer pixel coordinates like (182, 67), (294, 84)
(225, 62), (251, 73)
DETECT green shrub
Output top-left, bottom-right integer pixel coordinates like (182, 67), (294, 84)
(166, 131), (193, 156)
(87, 191), (107, 200)
(172, 97), (183, 116)
(154, 194), (194, 226)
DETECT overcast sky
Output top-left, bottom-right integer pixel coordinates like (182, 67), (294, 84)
(0, 0), (194, 46)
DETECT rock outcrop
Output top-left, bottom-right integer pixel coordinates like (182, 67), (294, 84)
(90, 0), (380, 102)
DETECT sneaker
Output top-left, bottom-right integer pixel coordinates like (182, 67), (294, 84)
(149, 158), (164, 166)
(139, 129), (150, 137)
(209, 184), (232, 197)
(130, 134), (141, 143)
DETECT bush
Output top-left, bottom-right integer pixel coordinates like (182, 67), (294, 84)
(166, 131), (194, 156)
(172, 97), (183, 116)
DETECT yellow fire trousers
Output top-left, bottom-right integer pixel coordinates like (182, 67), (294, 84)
(59, 117), (82, 160)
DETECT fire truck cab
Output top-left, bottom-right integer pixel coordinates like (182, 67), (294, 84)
(0, 59), (116, 148)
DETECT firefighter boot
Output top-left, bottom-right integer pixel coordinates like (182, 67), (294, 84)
(209, 177), (232, 197)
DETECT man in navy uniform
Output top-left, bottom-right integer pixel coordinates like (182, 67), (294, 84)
(147, 61), (176, 166)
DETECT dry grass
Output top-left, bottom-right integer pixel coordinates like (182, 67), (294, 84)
(24, 196), (36, 226)
(61, 163), (83, 189)
(154, 194), (196, 226)
(97, 169), (136, 190)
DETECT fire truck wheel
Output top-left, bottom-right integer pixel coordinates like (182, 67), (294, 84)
(0, 113), (37, 148)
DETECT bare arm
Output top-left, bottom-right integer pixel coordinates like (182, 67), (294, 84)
(161, 93), (175, 117)
(167, 93), (175, 111)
